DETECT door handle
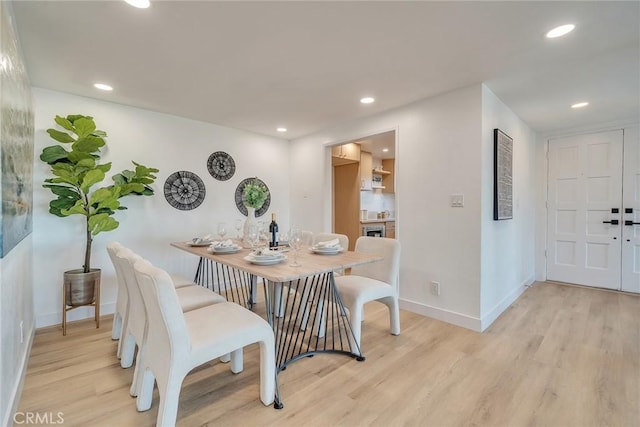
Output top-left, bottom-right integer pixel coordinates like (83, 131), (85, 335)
(625, 220), (640, 226)
(602, 219), (619, 225)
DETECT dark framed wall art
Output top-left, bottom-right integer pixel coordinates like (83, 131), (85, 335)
(493, 128), (513, 220)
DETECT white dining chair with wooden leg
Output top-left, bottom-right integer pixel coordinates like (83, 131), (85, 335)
(133, 260), (275, 426)
(334, 236), (401, 349)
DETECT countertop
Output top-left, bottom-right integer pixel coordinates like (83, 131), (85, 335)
(360, 218), (395, 224)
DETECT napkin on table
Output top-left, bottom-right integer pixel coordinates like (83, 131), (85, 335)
(192, 234), (213, 244)
(210, 239), (235, 248)
(315, 239), (340, 249)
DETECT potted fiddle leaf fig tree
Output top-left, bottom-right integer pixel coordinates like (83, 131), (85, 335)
(40, 114), (159, 307)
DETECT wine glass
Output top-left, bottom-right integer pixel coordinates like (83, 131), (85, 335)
(234, 219), (243, 239)
(246, 223), (260, 250)
(217, 222), (227, 240)
(289, 227), (302, 267)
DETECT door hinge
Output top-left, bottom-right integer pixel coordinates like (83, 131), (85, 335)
(544, 249), (547, 257)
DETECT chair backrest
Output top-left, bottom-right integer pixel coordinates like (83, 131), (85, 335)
(313, 232), (349, 250)
(133, 259), (190, 360)
(115, 247), (148, 342)
(351, 237), (400, 287)
(106, 242), (127, 305)
(300, 230), (314, 246)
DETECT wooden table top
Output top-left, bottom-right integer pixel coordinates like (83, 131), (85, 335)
(171, 241), (382, 283)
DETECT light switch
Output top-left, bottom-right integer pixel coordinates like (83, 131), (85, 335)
(450, 194), (464, 207)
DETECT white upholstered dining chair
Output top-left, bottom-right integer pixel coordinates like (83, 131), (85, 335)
(115, 247), (227, 397)
(334, 236), (401, 349)
(133, 259), (275, 426)
(107, 241), (196, 357)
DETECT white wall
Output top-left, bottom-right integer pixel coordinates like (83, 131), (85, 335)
(479, 85), (537, 329)
(32, 88), (290, 327)
(291, 85), (485, 328)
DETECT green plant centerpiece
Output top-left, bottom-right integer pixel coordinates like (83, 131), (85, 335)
(243, 178), (269, 210)
(40, 114), (158, 309)
(241, 178), (269, 248)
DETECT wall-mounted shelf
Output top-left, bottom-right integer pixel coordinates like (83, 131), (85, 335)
(372, 169), (391, 175)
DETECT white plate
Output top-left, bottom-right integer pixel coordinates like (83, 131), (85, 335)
(311, 246), (343, 254)
(187, 241), (212, 247)
(208, 246), (241, 254)
(244, 255), (286, 265)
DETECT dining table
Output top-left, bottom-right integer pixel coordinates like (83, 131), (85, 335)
(170, 240), (382, 408)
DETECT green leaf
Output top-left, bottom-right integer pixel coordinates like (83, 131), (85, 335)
(54, 115), (74, 131)
(67, 114), (90, 123)
(118, 183), (145, 196)
(112, 174), (126, 185)
(43, 184), (81, 200)
(40, 145), (69, 164)
(122, 170), (135, 181)
(61, 200), (88, 216)
(95, 162), (112, 174)
(72, 117), (96, 138)
(68, 150), (95, 164)
(91, 130), (107, 138)
(88, 213), (119, 236)
(49, 197), (79, 217)
(80, 169), (105, 193)
(72, 136), (104, 153)
(89, 187), (116, 205)
(46, 129), (75, 143)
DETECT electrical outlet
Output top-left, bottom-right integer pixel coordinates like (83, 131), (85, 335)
(19, 320), (24, 343)
(430, 281), (440, 296)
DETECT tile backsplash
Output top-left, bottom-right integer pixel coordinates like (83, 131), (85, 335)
(360, 191), (395, 218)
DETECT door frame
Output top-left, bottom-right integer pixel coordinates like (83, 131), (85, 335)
(322, 125), (400, 240)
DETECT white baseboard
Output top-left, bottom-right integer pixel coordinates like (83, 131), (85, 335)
(36, 302), (116, 328)
(399, 298), (482, 332)
(480, 276), (534, 331)
(3, 325), (35, 427)
(399, 276), (535, 333)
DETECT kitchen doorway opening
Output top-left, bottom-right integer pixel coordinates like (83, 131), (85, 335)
(328, 129), (397, 250)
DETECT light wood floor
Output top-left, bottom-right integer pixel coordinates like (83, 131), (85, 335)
(18, 281), (639, 427)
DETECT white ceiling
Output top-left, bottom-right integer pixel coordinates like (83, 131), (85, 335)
(11, 1), (639, 140)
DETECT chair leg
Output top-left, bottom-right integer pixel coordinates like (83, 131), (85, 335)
(120, 332), (137, 368)
(155, 372), (185, 427)
(130, 344), (146, 397)
(136, 368), (155, 412)
(259, 337), (275, 406)
(230, 349), (243, 374)
(111, 312), (122, 340)
(347, 301), (363, 350)
(380, 296), (401, 336)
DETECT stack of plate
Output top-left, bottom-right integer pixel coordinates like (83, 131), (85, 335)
(244, 250), (286, 265)
(310, 244), (343, 255)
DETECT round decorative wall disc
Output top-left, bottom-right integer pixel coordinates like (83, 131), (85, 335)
(234, 177), (271, 217)
(164, 171), (206, 210)
(207, 151), (236, 181)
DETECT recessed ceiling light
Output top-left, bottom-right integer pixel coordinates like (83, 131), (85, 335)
(276, 127), (287, 132)
(93, 83), (113, 91)
(382, 148), (389, 152)
(571, 101), (589, 109)
(546, 24), (575, 38)
(360, 97), (375, 104)
(124, 0), (150, 8)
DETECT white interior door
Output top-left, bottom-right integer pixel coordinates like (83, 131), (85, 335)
(622, 127), (640, 292)
(547, 130), (624, 290)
